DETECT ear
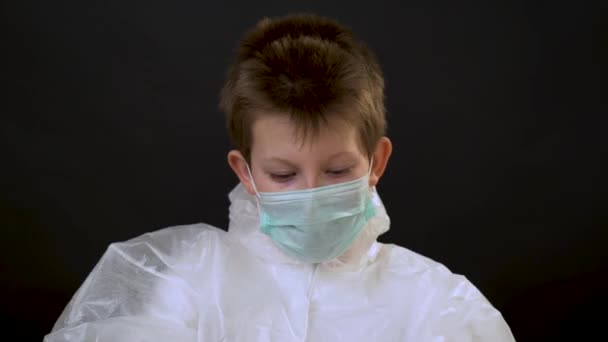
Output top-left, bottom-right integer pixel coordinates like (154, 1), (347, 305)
(227, 150), (257, 195)
(369, 136), (392, 187)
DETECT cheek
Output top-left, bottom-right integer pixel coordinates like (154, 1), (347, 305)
(252, 174), (282, 193)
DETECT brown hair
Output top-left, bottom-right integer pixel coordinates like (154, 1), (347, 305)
(219, 13), (386, 161)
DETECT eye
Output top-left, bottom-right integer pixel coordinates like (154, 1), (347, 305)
(326, 168), (351, 177)
(270, 172), (296, 183)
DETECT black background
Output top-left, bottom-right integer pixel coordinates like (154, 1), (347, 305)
(2, 1), (607, 341)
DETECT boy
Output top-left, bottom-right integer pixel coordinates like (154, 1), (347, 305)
(46, 13), (515, 341)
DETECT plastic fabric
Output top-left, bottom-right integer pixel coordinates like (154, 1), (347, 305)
(45, 184), (515, 341)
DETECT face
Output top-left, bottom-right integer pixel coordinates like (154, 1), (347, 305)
(228, 113), (392, 194)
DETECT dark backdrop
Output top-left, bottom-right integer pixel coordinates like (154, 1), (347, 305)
(2, 1), (606, 341)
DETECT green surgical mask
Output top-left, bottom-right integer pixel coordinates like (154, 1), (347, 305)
(247, 162), (376, 263)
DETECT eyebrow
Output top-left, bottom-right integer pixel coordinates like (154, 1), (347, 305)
(260, 151), (358, 167)
(260, 157), (298, 168)
(327, 151), (358, 160)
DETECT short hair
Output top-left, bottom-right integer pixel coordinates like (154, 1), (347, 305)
(219, 13), (386, 162)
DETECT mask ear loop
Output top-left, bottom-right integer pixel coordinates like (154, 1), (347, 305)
(245, 164), (261, 197)
(246, 164), (264, 220)
(367, 156), (378, 196)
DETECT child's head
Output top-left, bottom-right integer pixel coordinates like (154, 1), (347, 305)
(220, 13), (392, 194)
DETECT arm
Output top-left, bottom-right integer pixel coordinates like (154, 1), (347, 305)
(431, 274), (515, 342)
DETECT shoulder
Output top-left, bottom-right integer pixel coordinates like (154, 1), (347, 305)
(377, 243), (490, 302)
(377, 243), (453, 277)
(113, 222), (225, 246)
(108, 223), (226, 259)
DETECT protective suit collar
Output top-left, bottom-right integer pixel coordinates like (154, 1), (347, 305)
(226, 183), (390, 270)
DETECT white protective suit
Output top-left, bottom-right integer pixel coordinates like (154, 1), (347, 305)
(45, 184), (515, 341)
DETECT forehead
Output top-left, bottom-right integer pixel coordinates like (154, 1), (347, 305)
(250, 113), (361, 156)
